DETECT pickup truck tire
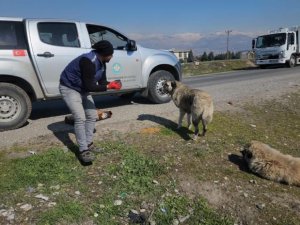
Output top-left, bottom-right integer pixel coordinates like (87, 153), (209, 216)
(148, 70), (175, 104)
(0, 83), (32, 131)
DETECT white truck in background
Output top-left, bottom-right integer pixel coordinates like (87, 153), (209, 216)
(252, 26), (300, 68)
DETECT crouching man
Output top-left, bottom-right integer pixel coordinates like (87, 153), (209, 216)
(59, 40), (122, 163)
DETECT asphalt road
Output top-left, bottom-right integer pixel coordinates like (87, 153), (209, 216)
(1, 66), (300, 148)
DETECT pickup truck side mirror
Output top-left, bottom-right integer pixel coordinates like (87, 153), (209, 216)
(127, 40), (137, 51)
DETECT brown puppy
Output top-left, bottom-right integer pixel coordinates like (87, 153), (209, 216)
(241, 140), (300, 186)
(65, 109), (112, 125)
(162, 80), (213, 139)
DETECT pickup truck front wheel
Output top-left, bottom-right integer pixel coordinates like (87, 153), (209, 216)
(148, 70), (175, 104)
(0, 83), (32, 131)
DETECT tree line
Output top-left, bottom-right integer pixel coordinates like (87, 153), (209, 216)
(186, 51), (242, 62)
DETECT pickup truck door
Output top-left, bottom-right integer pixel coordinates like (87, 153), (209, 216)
(85, 24), (142, 89)
(27, 20), (87, 96)
(106, 49), (142, 89)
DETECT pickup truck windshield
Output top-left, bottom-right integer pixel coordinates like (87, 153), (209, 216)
(256, 33), (286, 48)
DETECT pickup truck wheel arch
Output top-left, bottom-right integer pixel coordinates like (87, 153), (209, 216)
(0, 83), (32, 131)
(147, 70), (175, 104)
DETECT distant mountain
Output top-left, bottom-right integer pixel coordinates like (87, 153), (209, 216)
(192, 34), (253, 54)
(129, 32), (256, 55)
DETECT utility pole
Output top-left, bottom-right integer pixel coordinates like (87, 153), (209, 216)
(225, 30), (232, 60)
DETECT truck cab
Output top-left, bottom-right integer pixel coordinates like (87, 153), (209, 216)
(252, 27), (300, 68)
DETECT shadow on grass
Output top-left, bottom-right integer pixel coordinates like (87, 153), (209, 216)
(47, 122), (92, 166)
(137, 114), (193, 141)
(228, 153), (250, 173)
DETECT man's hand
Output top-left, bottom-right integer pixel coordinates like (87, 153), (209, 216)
(107, 80), (122, 90)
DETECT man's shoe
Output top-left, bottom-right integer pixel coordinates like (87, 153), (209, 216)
(88, 142), (104, 153)
(79, 150), (95, 163)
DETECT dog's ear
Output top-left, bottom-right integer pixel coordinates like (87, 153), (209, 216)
(171, 81), (176, 89)
(247, 151), (253, 159)
(241, 149), (252, 159)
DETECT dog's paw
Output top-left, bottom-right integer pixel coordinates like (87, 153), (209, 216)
(192, 135), (198, 141)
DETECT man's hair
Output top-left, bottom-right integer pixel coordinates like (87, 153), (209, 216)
(92, 40), (114, 56)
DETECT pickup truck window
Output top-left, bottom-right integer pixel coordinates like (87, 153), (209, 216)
(37, 22), (80, 48)
(0, 21), (26, 49)
(86, 24), (127, 50)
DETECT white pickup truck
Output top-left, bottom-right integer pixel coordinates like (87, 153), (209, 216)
(0, 17), (181, 131)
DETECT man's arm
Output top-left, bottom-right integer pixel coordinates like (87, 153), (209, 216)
(79, 57), (107, 92)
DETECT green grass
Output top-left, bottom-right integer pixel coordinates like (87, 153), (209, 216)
(92, 142), (167, 224)
(0, 148), (83, 193)
(0, 141), (233, 224)
(37, 200), (86, 225)
(189, 197), (233, 225)
(107, 144), (164, 194)
(154, 195), (232, 225)
(182, 59), (256, 76)
(160, 126), (176, 136)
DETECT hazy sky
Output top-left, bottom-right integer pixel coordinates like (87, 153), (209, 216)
(1, 0), (300, 53)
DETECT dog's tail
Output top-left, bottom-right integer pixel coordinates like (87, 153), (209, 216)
(202, 102), (214, 124)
